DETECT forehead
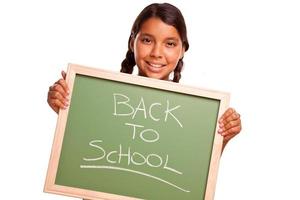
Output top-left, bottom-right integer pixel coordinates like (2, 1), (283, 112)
(139, 17), (181, 40)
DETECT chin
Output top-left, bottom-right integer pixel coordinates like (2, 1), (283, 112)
(148, 74), (168, 81)
(138, 67), (169, 80)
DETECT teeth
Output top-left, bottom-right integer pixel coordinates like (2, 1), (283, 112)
(149, 63), (163, 68)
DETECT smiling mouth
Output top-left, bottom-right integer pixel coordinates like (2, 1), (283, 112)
(146, 61), (166, 72)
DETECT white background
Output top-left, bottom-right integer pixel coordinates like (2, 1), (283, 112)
(1, 0), (299, 199)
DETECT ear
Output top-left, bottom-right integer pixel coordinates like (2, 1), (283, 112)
(129, 37), (134, 52)
(180, 46), (186, 59)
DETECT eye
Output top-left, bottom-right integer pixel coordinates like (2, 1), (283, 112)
(141, 37), (152, 44)
(166, 41), (177, 47)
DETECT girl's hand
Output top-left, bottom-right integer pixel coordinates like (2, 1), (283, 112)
(218, 108), (242, 147)
(47, 71), (70, 114)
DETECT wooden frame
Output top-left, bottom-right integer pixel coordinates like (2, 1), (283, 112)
(44, 63), (230, 200)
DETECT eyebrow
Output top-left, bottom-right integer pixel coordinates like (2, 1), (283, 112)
(139, 33), (180, 42)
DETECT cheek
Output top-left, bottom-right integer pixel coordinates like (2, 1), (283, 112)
(164, 48), (182, 64)
(135, 43), (151, 60)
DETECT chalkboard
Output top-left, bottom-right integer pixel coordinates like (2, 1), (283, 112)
(44, 63), (230, 200)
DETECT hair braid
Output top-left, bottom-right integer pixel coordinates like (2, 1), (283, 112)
(120, 50), (135, 74)
(173, 59), (184, 83)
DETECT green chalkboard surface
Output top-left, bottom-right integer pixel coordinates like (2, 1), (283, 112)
(44, 64), (230, 200)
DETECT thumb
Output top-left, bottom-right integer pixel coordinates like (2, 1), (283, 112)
(61, 70), (67, 80)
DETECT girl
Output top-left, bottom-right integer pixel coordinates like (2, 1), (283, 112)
(47, 3), (241, 152)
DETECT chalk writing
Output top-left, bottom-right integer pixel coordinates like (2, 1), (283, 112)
(83, 140), (181, 173)
(80, 165), (190, 193)
(113, 93), (183, 128)
(125, 123), (159, 143)
(81, 92), (190, 193)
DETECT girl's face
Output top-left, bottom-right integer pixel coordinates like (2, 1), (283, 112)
(131, 17), (185, 80)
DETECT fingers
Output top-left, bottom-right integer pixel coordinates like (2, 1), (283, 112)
(61, 70), (67, 79)
(51, 79), (68, 96)
(48, 90), (69, 107)
(47, 89), (69, 113)
(219, 116), (241, 134)
(55, 78), (69, 96)
(220, 124), (242, 137)
(218, 108), (242, 138)
(47, 75), (70, 114)
(47, 98), (65, 114)
(218, 108), (236, 123)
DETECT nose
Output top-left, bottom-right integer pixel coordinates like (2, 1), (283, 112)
(150, 43), (163, 58)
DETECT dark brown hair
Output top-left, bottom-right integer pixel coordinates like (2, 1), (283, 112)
(120, 3), (189, 83)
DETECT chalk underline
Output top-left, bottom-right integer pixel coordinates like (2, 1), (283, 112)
(80, 165), (190, 193)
